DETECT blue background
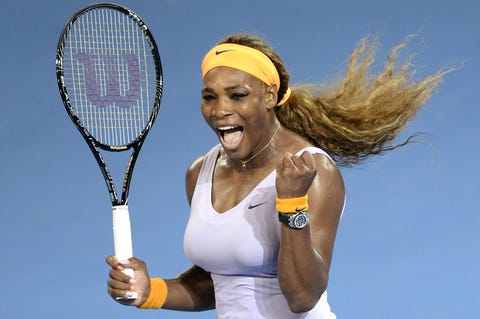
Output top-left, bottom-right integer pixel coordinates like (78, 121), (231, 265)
(1, 0), (478, 318)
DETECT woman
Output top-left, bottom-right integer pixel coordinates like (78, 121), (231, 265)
(106, 33), (447, 318)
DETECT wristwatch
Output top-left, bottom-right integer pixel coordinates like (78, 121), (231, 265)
(278, 211), (309, 229)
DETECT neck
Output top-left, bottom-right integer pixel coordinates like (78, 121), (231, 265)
(239, 124), (280, 168)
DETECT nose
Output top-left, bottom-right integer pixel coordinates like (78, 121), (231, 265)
(211, 97), (233, 118)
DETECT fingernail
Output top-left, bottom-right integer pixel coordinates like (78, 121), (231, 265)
(126, 291), (138, 298)
(129, 278), (137, 285)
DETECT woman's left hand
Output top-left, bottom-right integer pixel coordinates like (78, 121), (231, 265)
(275, 151), (317, 198)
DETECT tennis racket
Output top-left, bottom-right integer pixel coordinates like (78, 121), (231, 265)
(56, 2), (163, 295)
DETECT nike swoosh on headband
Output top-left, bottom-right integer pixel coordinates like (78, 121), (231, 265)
(215, 49), (235, 55)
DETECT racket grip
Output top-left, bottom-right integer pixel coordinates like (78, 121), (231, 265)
(112, 205), (137, 300)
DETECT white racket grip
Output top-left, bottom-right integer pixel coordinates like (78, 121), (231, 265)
(112, 205), (134, 262)
(112, 205), (137, 300)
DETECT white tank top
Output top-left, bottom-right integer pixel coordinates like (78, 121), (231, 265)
(184, 144), (337, 319)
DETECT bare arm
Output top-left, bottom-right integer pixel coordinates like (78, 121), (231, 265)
(164, 265), (215, 310)
(276, 152), (344, 313)
(106, 257), (215, 310)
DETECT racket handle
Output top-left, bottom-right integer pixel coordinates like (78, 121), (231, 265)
(112, 205), (137, 300)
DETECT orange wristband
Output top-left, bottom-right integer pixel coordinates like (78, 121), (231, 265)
(276, 195), (309, 213)
(137, 278), (168, 309)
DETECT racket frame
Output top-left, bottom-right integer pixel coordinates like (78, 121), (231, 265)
(56, 2), (163, 207)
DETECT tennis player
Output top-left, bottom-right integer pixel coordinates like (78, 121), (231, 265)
(106, 33), (447, 318)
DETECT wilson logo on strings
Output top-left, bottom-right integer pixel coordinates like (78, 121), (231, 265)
(76, 53), (141, 108)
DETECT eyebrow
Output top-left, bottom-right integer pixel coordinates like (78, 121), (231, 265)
(202, 84), (246, 94)
(224, 84), (243, 91)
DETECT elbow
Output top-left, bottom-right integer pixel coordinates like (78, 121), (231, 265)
(279, 259), (330, 313)
(288, 302), (315, 314)
(283, 278), (328, 313)
(285, 287), (326, 314)
(286, 294), (321, 314)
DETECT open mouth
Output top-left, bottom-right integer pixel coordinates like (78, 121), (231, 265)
(217, 125), (244, 148)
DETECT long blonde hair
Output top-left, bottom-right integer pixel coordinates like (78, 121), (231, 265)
(219, 34), (450, 166)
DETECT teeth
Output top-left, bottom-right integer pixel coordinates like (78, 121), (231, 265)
(217, 126), (238, 131)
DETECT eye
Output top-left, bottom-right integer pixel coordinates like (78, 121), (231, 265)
(202, 94), (216, 102)
(231, 92), (248, 101)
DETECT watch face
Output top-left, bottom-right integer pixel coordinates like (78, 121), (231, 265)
(293, 213), (309, 229)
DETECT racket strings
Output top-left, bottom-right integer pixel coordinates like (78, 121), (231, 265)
(62, 7), (157, 147)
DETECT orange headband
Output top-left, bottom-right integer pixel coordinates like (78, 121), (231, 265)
(201, 43), (291, 106)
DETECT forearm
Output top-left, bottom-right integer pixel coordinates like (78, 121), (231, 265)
(277, 226), (329, 313)
(162, 266), (215, 311)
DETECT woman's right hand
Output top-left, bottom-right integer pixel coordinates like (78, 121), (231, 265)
(106, 256), (151, 306)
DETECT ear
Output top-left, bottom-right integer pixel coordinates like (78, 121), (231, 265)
(265, 84), (278, 110)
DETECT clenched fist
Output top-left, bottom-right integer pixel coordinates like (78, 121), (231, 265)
(275, 151), (317, 199)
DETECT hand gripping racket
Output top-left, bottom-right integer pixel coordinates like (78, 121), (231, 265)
(56, 3), (162, 296)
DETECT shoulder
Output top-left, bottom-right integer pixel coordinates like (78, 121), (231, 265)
(186, 155), (205, 181)
(312, 152), (344, 190)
